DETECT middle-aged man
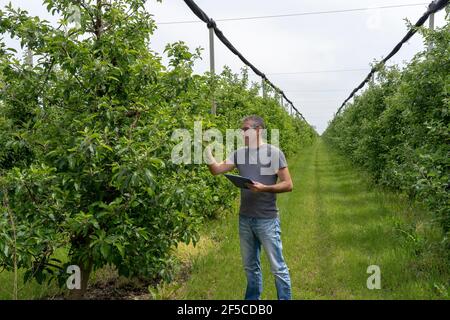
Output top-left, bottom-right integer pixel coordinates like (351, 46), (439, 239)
(206, 115), (293, 300)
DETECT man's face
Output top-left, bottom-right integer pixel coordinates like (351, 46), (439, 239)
(241, 120), (260, 146)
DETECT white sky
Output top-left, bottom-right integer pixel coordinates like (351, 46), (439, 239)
(1, 0), (447, 134)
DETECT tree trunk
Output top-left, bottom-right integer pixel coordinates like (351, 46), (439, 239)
(69, 258), (93, 300)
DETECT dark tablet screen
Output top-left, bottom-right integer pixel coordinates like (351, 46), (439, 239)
(224, 174), (254, 189)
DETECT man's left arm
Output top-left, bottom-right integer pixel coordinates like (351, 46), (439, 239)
(247, 167), (293, 193)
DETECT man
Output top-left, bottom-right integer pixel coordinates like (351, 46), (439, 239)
(206, 115), (293, 300)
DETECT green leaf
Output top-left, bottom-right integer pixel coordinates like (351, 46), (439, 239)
(100, 244), (110, 259)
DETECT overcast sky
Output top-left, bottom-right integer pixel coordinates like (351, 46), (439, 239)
(1, 1), (447, 133)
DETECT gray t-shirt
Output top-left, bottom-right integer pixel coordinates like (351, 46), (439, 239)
(227, 143), (287, 219)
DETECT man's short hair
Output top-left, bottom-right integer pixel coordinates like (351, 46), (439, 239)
(241, 115), (265, 129)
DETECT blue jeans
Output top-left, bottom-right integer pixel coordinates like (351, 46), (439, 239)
(239, 215), (292, 300)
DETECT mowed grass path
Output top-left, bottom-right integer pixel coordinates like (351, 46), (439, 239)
(175, 138), (448, 299)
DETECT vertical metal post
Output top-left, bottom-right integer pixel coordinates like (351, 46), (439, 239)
(209, 27), (216, 114)
(428, 13), (435, 50)
(429, 13), (435, 30)
(25, 47), (33, 66)
(261, 78), (265, 98)
(279, 92), (283, 106)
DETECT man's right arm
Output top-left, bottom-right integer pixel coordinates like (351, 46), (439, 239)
(208, 160), (235, 176)
(206, 147), (235, 176)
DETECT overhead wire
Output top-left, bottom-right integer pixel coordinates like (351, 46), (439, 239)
(160, 3), (429, 25)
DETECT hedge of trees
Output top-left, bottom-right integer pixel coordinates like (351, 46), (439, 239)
(0, 0), (316, 297)
(323, 15), (449, 248)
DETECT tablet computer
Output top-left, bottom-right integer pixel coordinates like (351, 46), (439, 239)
(224, 174), (254, 189)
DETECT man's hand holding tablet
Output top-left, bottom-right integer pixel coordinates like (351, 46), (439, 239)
(224, 174), (255, 189)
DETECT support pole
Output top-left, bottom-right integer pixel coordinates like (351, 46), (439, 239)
(428, 12), (435, 50)
(209, 27), (216, 114)
(25, 47), (33, 66)
(261, 78), (265, 98)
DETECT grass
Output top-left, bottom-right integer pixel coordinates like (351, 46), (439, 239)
(0, 249), (67, 300)
(0, 269), (63, 300)
(170, 138), (449, 299)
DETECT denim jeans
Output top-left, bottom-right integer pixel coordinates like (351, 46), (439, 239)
(239, 215), (292, 300)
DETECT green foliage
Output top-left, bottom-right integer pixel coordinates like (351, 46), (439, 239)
(0, 0), (316, 292)
(323, 17), (450, 243)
